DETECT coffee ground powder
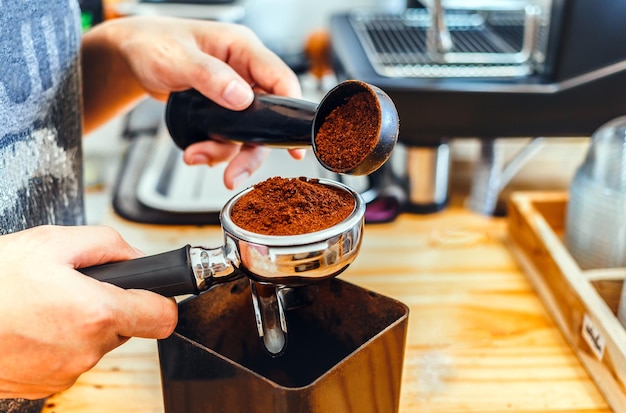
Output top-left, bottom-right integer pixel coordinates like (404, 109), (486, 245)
(230, 177), (355, 236)
(314, 91), (380, 171)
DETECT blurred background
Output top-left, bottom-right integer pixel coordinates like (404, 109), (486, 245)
(79, 0), (620, 224)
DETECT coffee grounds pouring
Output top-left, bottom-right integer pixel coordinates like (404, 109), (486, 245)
(230, 177), (355, 236)
(314, 91), (380, 172)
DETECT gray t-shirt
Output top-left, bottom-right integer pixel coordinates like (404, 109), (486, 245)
(0, 0), (84, 235)
(0, 0), (83, 410)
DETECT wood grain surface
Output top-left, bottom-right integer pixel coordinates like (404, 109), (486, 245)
(41, 207), (611, 413)
(508, 192), (626, 413)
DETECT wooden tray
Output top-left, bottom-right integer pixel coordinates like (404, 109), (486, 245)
(507, 191), (626, 412)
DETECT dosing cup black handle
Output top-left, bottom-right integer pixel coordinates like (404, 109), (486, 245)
(165, 89), (318, 149)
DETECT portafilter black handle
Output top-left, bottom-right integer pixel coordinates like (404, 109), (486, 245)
(79, 243), (244, 296)
(78, 246), (199, 297)
(165, 89), (318, 150)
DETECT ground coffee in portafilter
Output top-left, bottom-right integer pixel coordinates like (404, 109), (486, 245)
(230, 177), (355, 236)
(314, 91), (380, 171)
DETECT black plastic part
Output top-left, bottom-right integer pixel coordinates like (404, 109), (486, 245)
(165, 90), (317, 150)
(79, 245), (200, 297)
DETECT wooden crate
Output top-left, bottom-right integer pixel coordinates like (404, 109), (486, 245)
(507, 191), (626, 412)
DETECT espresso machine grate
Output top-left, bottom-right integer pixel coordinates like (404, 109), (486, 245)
(349, 7), (542, 78)
(331, 0), (626, 215)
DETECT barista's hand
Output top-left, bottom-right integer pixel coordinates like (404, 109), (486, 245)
(82, 16), (305, 189)
(0, 225), (177, 400)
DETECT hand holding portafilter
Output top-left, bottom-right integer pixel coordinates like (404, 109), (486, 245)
(79, 179), (366, 356)
(165, 80), (399, 175)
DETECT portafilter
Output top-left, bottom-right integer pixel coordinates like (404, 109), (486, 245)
(79, 179), (366, 356)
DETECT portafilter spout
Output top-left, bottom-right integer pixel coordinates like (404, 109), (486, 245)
(78, 179), (366, 356)
(165, 80), (399, 176)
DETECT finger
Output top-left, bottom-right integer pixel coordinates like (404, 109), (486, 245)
(213, 25), (301, 98)
(72, 227), (142, 268)
(178, 50), (254, 111)
(288, 148), (307, 160)
(20, 225), (142, 269)
(223, 145), (270, 189)
(243, 50), (302, 98)
(233, 46), (302, 98)
(182, 140), (241, 166)
(107, 288), (178, 339)
(182, 27), (301, 107)
(196, 25), (302, 98)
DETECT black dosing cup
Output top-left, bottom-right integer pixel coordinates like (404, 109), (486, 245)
(165, 80), (399, 175)
(158, 277), (409, 413)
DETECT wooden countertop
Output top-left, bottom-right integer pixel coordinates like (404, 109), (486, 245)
(42, 206), (611, 413)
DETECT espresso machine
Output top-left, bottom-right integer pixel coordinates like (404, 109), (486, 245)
(330, 0), (626, 214)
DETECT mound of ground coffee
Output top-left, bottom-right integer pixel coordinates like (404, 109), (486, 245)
(314, 91), (380, 171)
(230, 177), (355, 236)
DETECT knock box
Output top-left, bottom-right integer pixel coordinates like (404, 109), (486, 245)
(157, 277), (409, 413)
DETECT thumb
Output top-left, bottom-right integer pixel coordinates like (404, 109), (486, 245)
(56, 225), (144, 269)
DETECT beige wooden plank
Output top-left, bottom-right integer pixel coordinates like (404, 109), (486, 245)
(508, 192), (626, 412)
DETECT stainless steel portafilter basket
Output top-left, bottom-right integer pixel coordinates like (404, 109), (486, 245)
(80, 179), (366, 355)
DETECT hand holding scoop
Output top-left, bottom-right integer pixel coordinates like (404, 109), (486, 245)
(165, 79), (399, 175)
